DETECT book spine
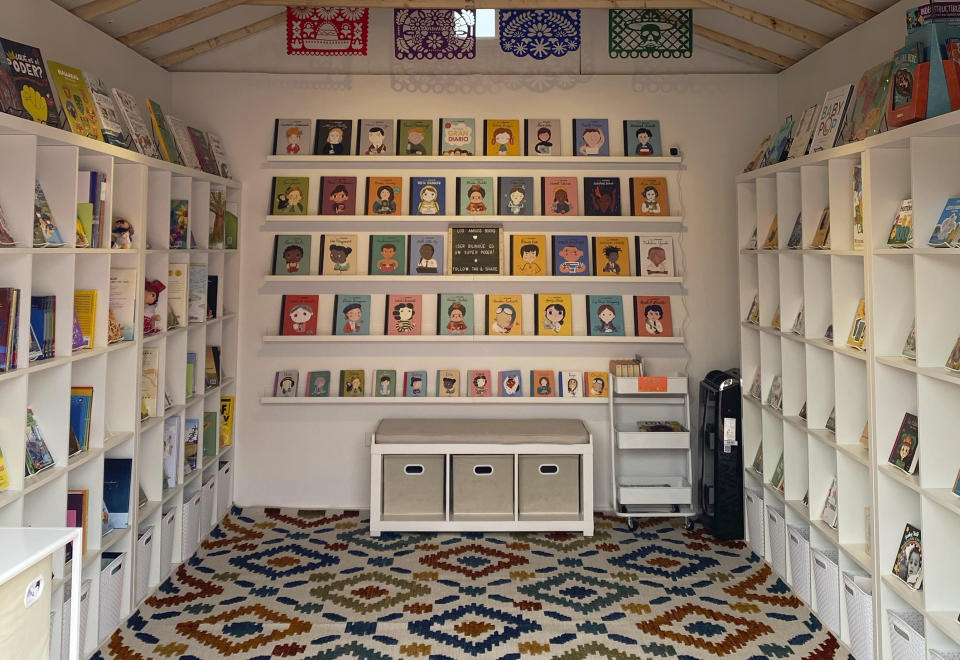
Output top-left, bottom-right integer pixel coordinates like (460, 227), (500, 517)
(313, 120), (322, 155)
(368, 234), (377, 274)
(271, 235), (280, 275)
(533, 293), (541, 335)
(550, 236), (559, 275)
(483, 120), (490, 153)
(623, 121), (630, 157)
(523, 120), (530, 156)
(331, 294), (340, 335)
(634, 235), (641, 276)
(591, 237), (599, 275)
(269, 178), (277, 214)
(633, 296), (641, 337)
(355, 121), (363, 155)
(484, 295), (491, 335)
(279, 294), (288, 335)
(455, 178), (463, 215)
(395, 120), (403, 155)
(628, 178), (636, 216)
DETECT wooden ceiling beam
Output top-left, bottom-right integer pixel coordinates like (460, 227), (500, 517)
(696, 0), (830, 47)
(693, 23), (796, 69)
(71, 0), (140, 21)
(245, 0), (709, 7)
(153, 12), (284, 68)
(801, 0), (876, 23)
(119, 0), (248, 47)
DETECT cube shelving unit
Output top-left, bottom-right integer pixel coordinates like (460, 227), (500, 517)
(737, 110), (960, 658)
(0, 111), (241, 656)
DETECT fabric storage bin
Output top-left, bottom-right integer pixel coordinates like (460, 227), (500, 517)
(59, 579), (90, 660)
(182, 491), (202, 560)
(787, 525), (811, 604)
(518, 455), (580, 520)
(930, 650), (960, 660)
(382, 455), (445, 519)
(200, 478), (216, 535)
(217, 461), (232, 520)
(811, 547), (841, 633)
(887, 609), (925, 660)
(0, 556), (52, 659)
(452, 455), (514, 521)
(744, 487), (764, 556)
(135, 527), (155, 605)
(98, 552), (126, 643)
(160, 508), (177, 579)
(766, 503), (787, 577)
(842, 572), (873, 660)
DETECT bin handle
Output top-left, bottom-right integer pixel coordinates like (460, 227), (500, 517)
(892, 624), (910, 641)
(538, 464), (559, 475)
(815, 558), (825, 569)
(111, 562), (123, 575)
(403, 464), (424, 475)
(474, 464), (494, 476)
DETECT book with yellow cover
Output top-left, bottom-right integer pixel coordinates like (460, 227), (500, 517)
(483, 119), (521, 156)
(48, 61), (102, 141)
(534, 293), (573, 336)
(146, 98), (183, 165)
(73, 289), (98, 347)
(510, 234), (547, 276)
(219, 395), (234, 446)
(762, 215), (778, 249)
(846, 298), (867, 350)
(0, 445), (8, 490)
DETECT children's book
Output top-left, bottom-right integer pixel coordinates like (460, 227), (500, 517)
(766, 374), (783, 410)
(319, 176), (358, 216)
(486, 294), (522, 336)
(332, 294), (371, 336)
(365, 176), (402, 216)
(368, 234), (406, 275)
(634, 296), (673, 337)
(456, 176), (495, 216)
(0, 49), (24, 118)
(184, 419), (200, 473)
(497, 176), (534, 216)
(273, 118), (312, 155)
(437, 293), (473, 336)
(524, 118), (561, 156)
(270, 176), (309, 215)
(408, 234), (444, 274)
(888, 412), (920, 474)
(530, 370), (555, 397)
(764, 115), (794, 165)
(49, 61), (102, 140)
(103, 458), (132, 529)
(771, 451), (785, 490)
(824, 324), (834, 341)
(0, 39), (57, 126)
(69, 386), (93, 454)
(397, 119), (433, 155)
(499, 370), (523, 397)
(112, 88), (161, 158)
(320, 233), (358, 275)
(747, 368), (762, 399)
(892, 523), (923, 590)
(928, 197), (960, 247)
(843, 61), (894, 144)
(279, 294), (319, 335)
(146, 99), (182, 164)
(167, 266), (187, 328)
(902, 322), (917, 360)
(206, 275), (219, 319)
(585, 372), (609, 397)
(946, 335), (960, 372)
(24, 408), (55, 475)
(791, 304), (805, 335)
(374, 370), (396, 397)
(787, 103), (819, 158)
(853, 166), (864, 249)
(820, 477), (838, 527)
(587, 295), (625, 337)
(800, 402), (808, 419)
(573, 118), (610, 156)
(467, 370), (492, 397)
(385, 294), (422, 335)
(630, 177), (669, 216)
(744, 227), (758, 250)
(188, 263), (206, 323)
(846, 299), (867, 350)
(162, 416), (179, 488)
(859, 422), (869, 447)
(0, 202), (16, 246)
(207, 131), (232, 178)
(340, 369), (365, 397)
(891, 43), (923, 112)
(592, 236), (631, 276)
(209, 189), (226, 248)
(534, 293), (573, 336)
(552, 235), (589, 276)
(744, 135), (772, 171)
(636, 236), (675, 277)
(809, 84), (854, 153)
(560, 371), (583, 397)
(449, 226), (502, 274)
(272, 235), (311, 275)
(409, 177), (445, 216)
(225, 206), (238, 249)
(140, 348), (158, 418)
(584, 177), (622, 216)
(762, 215), (778, 249)
(436, 369), (461, 397)
(624, 119), (662, 156)
(810, 208), (830, 249)
(771, 304), (781, 330)
(439, 117), (476, 155)
(274, 370), (299, 397)
(886, 198), (913, 247)
(483, 119), (520, 156)
(314, 119), (352, 155)
(357, 119), (394, 155)
(307, 370), (331, 397)
(787, 213), (803, 249)
(205, 345), (221, 388)
(542, 176), (579, 216)
(510, 234), (547, 276)
(952, 468), (960, 498)
(169, 199), (188, 249)
(108, 268), (137, 342)
(403, 370), (427, 397)
(165, 115), (200, 170)
(825, 407), (837, 433)
(745, 293), (760, 325)
(751, 443), (763, 473)
(33, 180), (64, 246)
(219, 396), (234, 446)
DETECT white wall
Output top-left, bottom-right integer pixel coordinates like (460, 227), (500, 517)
(777, 0), (912, 121)
(173, 71), (776, 509)
(5, 0), (172, 109)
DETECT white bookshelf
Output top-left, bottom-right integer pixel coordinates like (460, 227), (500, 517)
(0, 111), (241, 656)
(737, 109), (960, 659)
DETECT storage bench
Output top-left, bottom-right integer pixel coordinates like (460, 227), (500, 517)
(370, 418), (593, 536)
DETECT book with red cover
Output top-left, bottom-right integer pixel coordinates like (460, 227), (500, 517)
(384, 294), (423, 336)
(188, 127), (219, 175)
(634, 296), (673, 337)
(279, 294), (319, 335)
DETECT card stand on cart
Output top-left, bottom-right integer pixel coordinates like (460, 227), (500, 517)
(608, 375), (695, 530)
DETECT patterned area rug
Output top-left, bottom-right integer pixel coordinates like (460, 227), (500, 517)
(95, 508), (850, 659)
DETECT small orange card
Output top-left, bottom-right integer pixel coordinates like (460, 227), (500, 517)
(637, 376), (668, 392)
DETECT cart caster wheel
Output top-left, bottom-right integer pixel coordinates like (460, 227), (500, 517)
(684, 519), (695, 531)
(627, 518), (638, 531)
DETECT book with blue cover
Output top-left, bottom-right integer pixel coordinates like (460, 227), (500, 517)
(928, 198), (960, 247)
(586, 295), (625, 337)
(497, 177), (534, 216)
(408, 234), (444, 274)
(498, 369), (523, 397)
(574, 118), (610, 156)
(103, 457), (133, 529)
(624, 119), (662, 156)
(551, 235), (589, 276)
(437, 293), (473, 336)
(409, 177), (445, 215)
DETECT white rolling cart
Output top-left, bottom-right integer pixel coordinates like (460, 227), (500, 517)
(608, 375), (695, 530)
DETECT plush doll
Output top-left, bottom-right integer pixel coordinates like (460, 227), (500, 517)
(144, 279), (166, 335)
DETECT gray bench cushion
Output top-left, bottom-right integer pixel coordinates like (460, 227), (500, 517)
(375, 418), (589, 444)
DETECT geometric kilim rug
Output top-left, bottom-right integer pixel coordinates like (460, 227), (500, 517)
(93, 508), (852, 659)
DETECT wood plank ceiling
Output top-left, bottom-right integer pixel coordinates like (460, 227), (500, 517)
(54, 0), (900, 72)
